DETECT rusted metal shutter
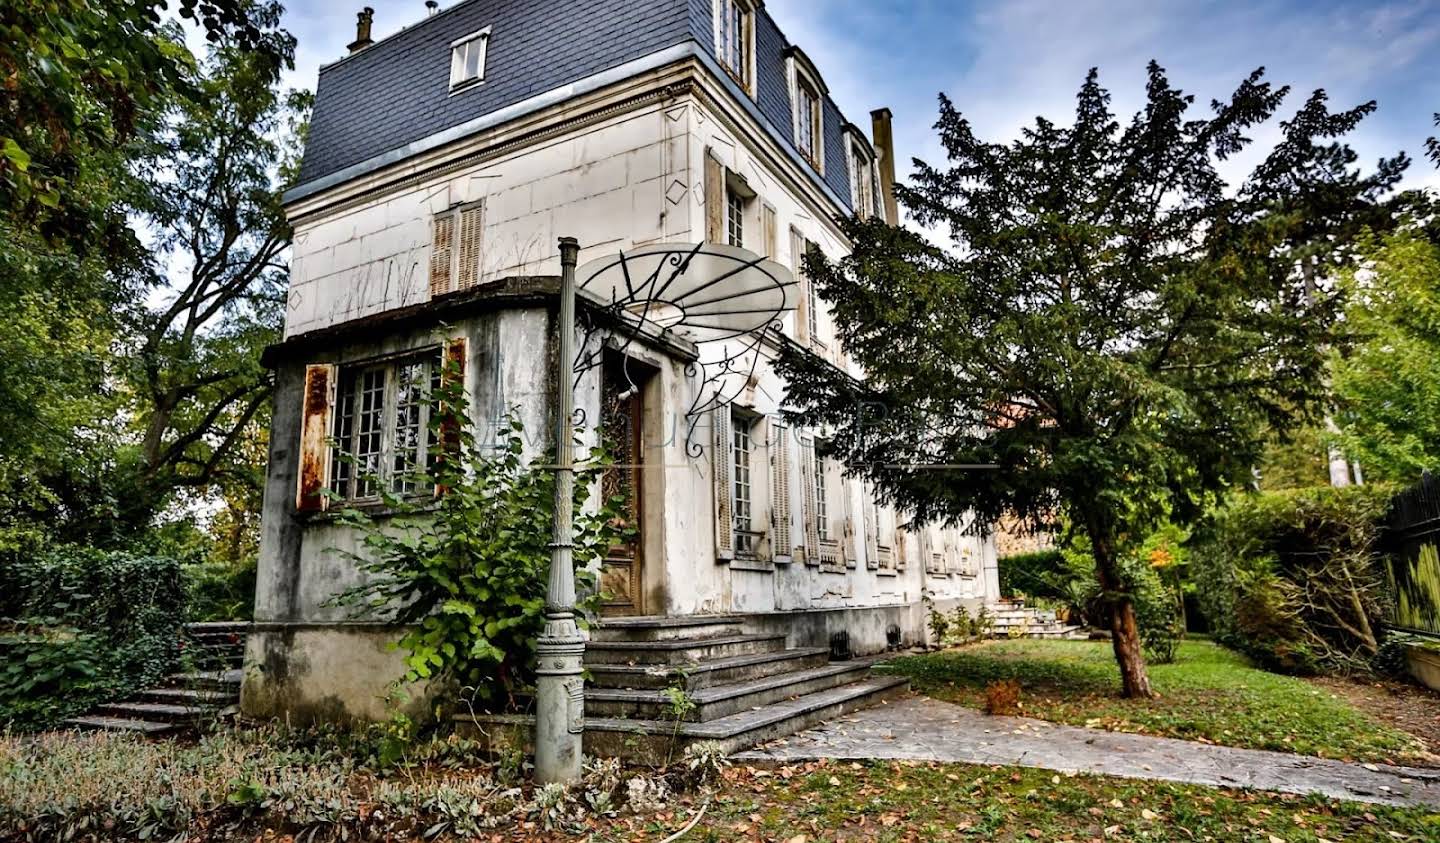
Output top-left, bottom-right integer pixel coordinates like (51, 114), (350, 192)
(456, 204), (484, 291)
(430, 214), (455, 298)
(770, 423), (792, 561)
(713, 407), (734, 560)
(296, 363), (337, 512)
(705, 151), (725, 243)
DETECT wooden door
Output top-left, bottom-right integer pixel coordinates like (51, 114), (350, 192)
(599, 358), (644, 616)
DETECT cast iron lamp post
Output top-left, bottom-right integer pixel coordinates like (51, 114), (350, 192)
(534, 237), (585, 783)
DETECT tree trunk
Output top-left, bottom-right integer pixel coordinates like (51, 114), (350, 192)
(1089, 522), (1157, 699)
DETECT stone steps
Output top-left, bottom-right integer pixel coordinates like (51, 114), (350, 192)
(586, 661), (873, 720)
(586, 646), (830, 690)
(460, 675), (909, 765)
(463, 614), (909, 763)
(61, 624), (247, 736)
(585, 632), (789, 665)
(984, 603), (1088, 640)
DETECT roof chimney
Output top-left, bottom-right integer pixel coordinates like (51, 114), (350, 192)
(348, 7), (375, 54)
(870, 108), (900, 226)
(426, 1), (440, 16)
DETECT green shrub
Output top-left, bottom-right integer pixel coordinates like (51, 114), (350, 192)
(997, 549), (1067, 599)
(183, 557), (256, 621)
(330, 373), (627, 709)
(0, 625), (110, 730)
(1191, 485), (1392, 674)
(0, 548), (186, 729)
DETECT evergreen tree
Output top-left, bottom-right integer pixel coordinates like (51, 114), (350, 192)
(777, 64), (1400, 697)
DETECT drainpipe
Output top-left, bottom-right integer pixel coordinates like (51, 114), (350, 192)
(535, 237), (585, 784)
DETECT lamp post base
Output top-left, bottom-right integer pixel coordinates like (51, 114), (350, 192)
(534, 610), (585, 784)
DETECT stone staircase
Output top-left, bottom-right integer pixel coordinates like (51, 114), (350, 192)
(62, 621), (247, 736)
(460, 615), (908, 763)
(987, 599), (1087, 639)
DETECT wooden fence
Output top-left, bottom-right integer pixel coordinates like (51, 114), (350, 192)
(1385, 472), (1440, 637)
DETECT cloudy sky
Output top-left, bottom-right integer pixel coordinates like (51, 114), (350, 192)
(279, 0), (1440, 191)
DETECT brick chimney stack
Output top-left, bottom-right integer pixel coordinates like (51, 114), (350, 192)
(870, 108), (900, 226)
(348, 7), (375, 54)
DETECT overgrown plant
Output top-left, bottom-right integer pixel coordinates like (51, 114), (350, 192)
(330, 364), (628, 708)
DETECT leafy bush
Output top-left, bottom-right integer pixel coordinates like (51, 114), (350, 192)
(0, 625), (110, 730)
(331, 371), (626, 709)
(1062, 535), (1182, 663)
(183, 557), (256, 621)
(997, 549), (1067, 599)
(1191, 485), (1393, 674)
(0, 547), (186, 728)
(983, 679), (1021, 715)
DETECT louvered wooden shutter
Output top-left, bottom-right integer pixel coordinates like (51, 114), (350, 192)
(800, 437), (818, 565)
(296, 363), (336, 512)
(841, 467), (857, 569)
(771, 423), (792, 561)
(864, 489), (879, 570)
(713, 408), (734, 561)
(895, 522), (908, 572)
(456, 204), (484, 291)
(430, 214), (455, 298)
(762, 205), (778, 259)
(705, 151), (724, 243)
(434, 337), (467, 495)
(790, 227), (808, 343)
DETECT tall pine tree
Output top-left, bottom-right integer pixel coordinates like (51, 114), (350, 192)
(777, 64), (1402, 697)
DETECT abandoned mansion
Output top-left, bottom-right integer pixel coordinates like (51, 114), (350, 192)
(244, 0), (1001, 740)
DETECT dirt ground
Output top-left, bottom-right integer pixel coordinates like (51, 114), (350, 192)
(1308, 674), (1440, 765)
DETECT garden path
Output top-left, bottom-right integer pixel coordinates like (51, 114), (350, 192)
(733, 695), (1440, 809)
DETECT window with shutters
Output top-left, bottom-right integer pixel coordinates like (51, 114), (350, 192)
(449, 29), (491, 91)
(429, 201), (484, 298)
(796, 81), (821, 168)
(329, 351), (442, 502)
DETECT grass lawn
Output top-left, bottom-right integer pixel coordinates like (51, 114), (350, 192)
(884, 638), (1434, 767)
(3, 729), (1437, 841)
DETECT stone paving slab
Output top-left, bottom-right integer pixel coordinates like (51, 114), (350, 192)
(733, 695), (1440, 809)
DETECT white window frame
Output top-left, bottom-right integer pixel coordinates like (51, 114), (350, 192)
(329, 351), (441, 503)
(712, 0), (756, 96)
(731, 408), (757, 556)
(726, 186), (745, 248)
(449, 27), (492, 92)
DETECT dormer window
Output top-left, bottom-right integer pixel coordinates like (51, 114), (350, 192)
(848, 137), (876, 220)
(449, 28), (490, 91)
(786, 47), (827, 173)
(796, 82), (820, 164)
(715, 0), (754, 94)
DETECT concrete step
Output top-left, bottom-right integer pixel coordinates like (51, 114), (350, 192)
(96, 701), (210, 723)
(586, 647), (830, 690)
(585, 633), (788, 665)
(167, 668), (244, 691)
(585, 661), (872, 721)
(591, 615), (744, 643)
(460, 675), (910, 765)
(61, 715), (177, 736)
(137, 687), (236, 707)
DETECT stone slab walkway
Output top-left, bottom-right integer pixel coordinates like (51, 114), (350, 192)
(733, 695), (1440, 809)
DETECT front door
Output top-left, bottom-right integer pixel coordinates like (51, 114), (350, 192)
(599, 357), (645, 616)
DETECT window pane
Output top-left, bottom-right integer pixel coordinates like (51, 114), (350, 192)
(815, 453), (828, 541)
(732, 413), (752, 553)
(330, 375), (356, 499)
(464, 39), (480, 80)
(726, 189), (744, 248)
(391, 360), (427, 495)
(354, 368), (386, 498)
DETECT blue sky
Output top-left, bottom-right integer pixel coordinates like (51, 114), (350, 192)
(279, 0), (1440, 192)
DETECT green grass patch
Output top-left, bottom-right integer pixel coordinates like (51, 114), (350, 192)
(885, 639), (1432, 765)
(671, 760), (1440, 842)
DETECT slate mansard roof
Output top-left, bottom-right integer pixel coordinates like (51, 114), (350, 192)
(292, 0), (863, 211)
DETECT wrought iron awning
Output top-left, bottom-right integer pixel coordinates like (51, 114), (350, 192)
(574, 243), (796, 456)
